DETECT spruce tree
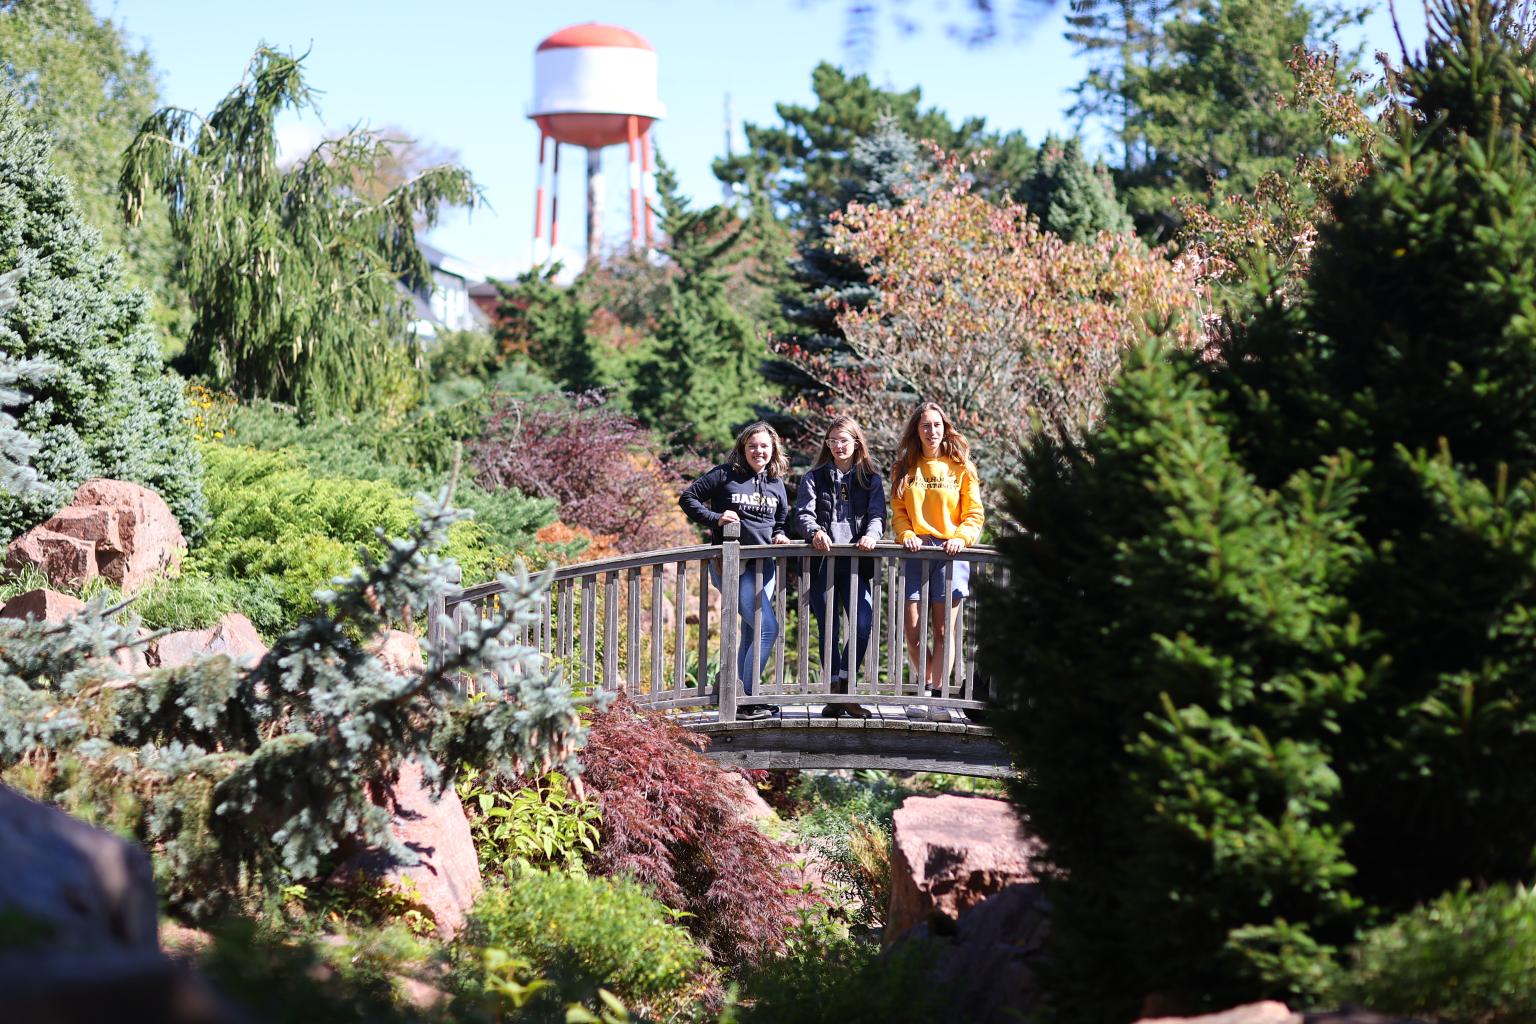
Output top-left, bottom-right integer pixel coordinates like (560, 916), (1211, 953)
(631, 166), (764, 451)
(493, 265), (600, 393)
(1016, 135), (1134, 242)
(985, 1), (1536, 1017)
(767, 116), (930, 432)
(0, 87), (205, 539)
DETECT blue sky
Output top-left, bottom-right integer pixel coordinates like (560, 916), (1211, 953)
(94, 0), (1428, 280)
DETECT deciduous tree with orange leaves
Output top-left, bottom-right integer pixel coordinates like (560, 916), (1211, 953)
(783, 148), (1205, 494)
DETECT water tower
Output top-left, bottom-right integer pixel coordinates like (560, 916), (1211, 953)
(529, 23), (665, 264)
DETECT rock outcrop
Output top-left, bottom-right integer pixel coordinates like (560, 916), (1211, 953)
(151, 613), (267, 670)
(885, 793), (1040, 944)
(6, 479), (186, 593)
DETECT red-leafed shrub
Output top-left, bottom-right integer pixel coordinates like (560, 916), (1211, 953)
(469, 391), (697, 554)
(578, 697), (808, 966)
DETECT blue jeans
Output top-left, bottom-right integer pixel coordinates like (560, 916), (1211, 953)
(808, 557), (873, 681)
(710, 559), (778, 696)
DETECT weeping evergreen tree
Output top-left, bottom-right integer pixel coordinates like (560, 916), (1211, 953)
(120, 48), (478, 418)
(985, 2), (1536, 1018)
(0, 88), (205, 539)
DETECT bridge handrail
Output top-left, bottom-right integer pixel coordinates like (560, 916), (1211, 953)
(430, 525), (1006, 724)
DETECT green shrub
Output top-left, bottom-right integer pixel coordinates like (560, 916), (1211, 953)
(1334, 884), (1536, 1024)
(457, 872), (706, 1017)
(191, 443), (493, 634)
(459, 770), (601, 878)
(222, 398), (557, 552)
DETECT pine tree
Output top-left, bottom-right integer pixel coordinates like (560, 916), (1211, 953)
(0, 87), (206, 539)
(985, 3), (1536, 1016)
(1016, 135), (1134, 242)
(631, 166), (765, 451)
(1115, 0), (1363, 238)
(714, 62), (1036, 233)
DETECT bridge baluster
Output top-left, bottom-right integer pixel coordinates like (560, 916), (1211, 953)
(580, 576), (595, 688)
(772, 555), (787, 698)
(603, 571), (620, 692)
(884, 558), (900, 699)
(650, 567), (664, 699)
(626, 568), (641, 694)
(673, 560), (688, 693)
(796, 557), (810, 694)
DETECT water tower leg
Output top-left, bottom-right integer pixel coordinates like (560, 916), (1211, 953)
(627, 115), (641, 253)
(641, 131), (655, 249)
(586, 146), (604, 266)
(532, 131), (548, 266)
(551, 142), (561, 253)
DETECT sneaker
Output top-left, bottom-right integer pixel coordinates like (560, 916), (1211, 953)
(905, 704), (931, 722)
(926, 705), (952, 724)
(739, 703), (775, 721)
(820, 703), (847, 719)
(846, 703), (872, 720)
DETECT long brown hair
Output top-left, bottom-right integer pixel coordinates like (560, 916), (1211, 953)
(810, 415), (877, 487)
(728, 421), (789, 479)
(891, 401), (974, 497)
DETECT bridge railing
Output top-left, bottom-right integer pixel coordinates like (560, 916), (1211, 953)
(428, 523), (1006, 723)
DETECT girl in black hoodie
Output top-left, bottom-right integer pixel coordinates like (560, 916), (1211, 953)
(679, 422), (792, 719)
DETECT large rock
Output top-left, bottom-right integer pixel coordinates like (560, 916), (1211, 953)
(6, 479), (185, 594)
(1, 589), (150, 674)
(151, 614), (267, 670)
(885, 794), (1040, 944)
(0, 786), (158, 952)
(332, 761), (482, 938)
(368, 629), (425, 677)
(1, 587), (87, 624)
(893, 882), (1051, 1024)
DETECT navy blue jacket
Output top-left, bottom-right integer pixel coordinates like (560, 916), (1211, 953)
(793, 463), (886, 543)
(679, 463), (791, 545)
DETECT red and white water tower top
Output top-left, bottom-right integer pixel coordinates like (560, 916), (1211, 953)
(529, 23), (666, 262)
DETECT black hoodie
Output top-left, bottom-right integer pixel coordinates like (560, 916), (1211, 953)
(679, 463), (791, 545)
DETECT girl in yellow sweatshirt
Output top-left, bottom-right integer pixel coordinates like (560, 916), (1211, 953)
(890, 402), (984, 721)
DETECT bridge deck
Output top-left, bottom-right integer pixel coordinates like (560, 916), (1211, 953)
(679, 703), (1014, 778)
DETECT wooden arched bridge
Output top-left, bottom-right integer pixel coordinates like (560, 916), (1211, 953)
(429, 524), (1013, 777)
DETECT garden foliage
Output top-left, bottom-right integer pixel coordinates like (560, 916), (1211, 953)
(984, 3), (1536, 1018)
(0, 87), (206, 539)
(0, 490), (589, 919)
(457, 872), (708, 1018)
(579, 697), (807, 967)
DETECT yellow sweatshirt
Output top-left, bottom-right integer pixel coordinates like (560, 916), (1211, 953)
(892, 455), (984, 546)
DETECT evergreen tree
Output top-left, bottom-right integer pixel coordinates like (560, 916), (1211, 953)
(631, 166), (765, 452)
(493, 265), (600, 393)
(0, 88), (206, 539)
(714, 62), (1036, 233)
(1115, 0), (1364, 238)
(985, 3), (1536, 1016)
(1016, 135), (1134, 242)
(0, 268), (44, 496)
(120, 48), (478, 417)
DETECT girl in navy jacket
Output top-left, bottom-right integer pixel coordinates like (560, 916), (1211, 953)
(793, 416), (886, 719)
(679, 421), (791, 719)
